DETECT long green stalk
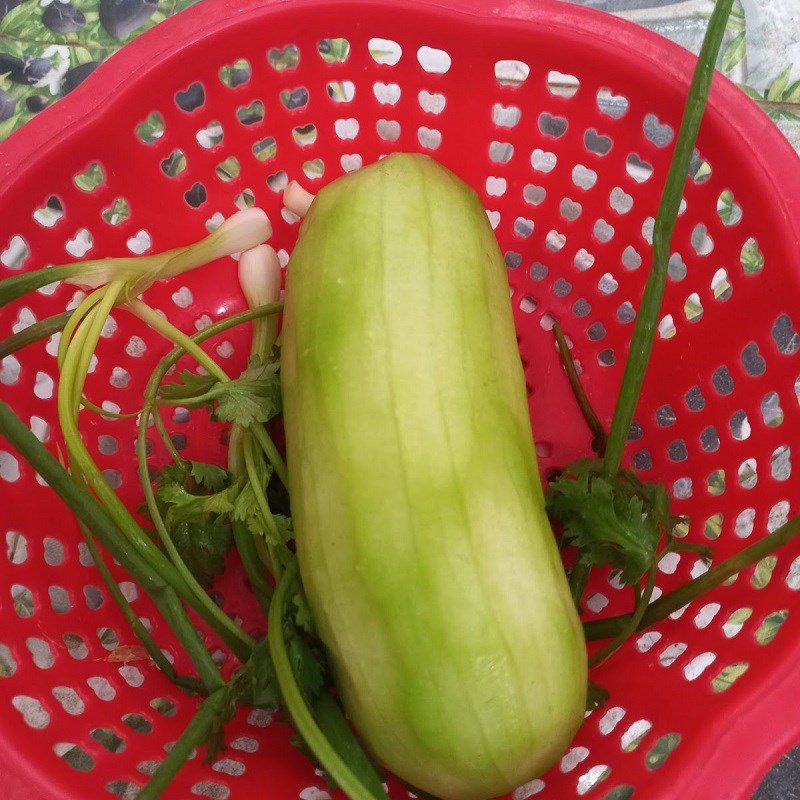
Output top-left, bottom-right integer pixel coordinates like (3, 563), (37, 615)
(0, 311), (71, 360)
(603, 0), (734, 480)
(269, 561), (388, 800)
(0, 401), (223, 690)
(55, 305), (250, 656)
(135, 682), (236, 800)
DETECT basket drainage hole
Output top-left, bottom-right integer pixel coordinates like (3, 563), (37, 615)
(369, 38), (401, 65)
(365, 119), (394, 145)
(253, 137), (277, 163)
(219, 58), (250, 88)
(539, 112), (567, 138)
(135, 111), (164, 144)
(102, 197), (131, 225)
(293, 123), (318, 146)
(417, 45), (450, 74)
(712, 662), (749, 692)
(547, 69), (579, 97)
(73, 161), (105, 192)
(215, 157), (240, 182)
(772, 313), (799, 354)
(596, 87), (628, 118)
(237, 100), (264, 126)
(643, 113), (674, 147)
(374, 82), (401, 105)
(495, 59), (529, 87)
(717, 189), (742, 226)
(584, 128), (612, 156)
(267, 43), (299, 71)
(318, 37), (350, 63)
(55, 743), (95, 772)
(646, 733), (681, 770)
(175, 81), (205, 112)
(12, 695), (49, 729)
(196, 121), (223, 149)
(33, 195), (64, 227)
(184, 183), (207, 208)
(626, 153), (653, 183)
(327, 81), (355, 102)
(610, 187), (633, 214)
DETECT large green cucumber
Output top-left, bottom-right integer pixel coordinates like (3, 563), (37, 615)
(281, 153), (587, 800)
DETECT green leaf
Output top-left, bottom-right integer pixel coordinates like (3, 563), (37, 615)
(159, 481), (238, 524)
(189, 461), (229, 492)
(0, 3), (39, 37)
(159, 369), (218, 402)
(167, 518), (232, 587)
(547, 460), (669, 584)
(249, 639), (281, 710)
(213, 359), (281, 427)
(767, 65), (794, 101)
(786, 79), (800, 104)
(721, 30), (745, 73)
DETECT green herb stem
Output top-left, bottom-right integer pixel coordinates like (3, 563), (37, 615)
(57, 285), (107, 369)
(312, 692), (387, 798)
(584, 512), (800, 641)
(132, 300), (289, 487)
(0, 311), (71, 360)
(137, 367), (255, 660)
(231, 521), (273, 619)
(0, 263), (88, 307)
(0, 401), (221, 693)
(79, 522), (189, 688)
(136, 682), (234, 800)
(243, 432), (283, 554)
(603, 0), (734, 480)
(269, 561), (388, 800)
(588, 566), (657, 666)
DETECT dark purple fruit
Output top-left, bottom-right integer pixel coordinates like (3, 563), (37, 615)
(22, 56), (52, 82)
(0, 54), (52, 84)
(0, 88), (15, 122)
(99, 0), (157, 39)
(25, 94), (48, 112)
(42, 2), (86, 33)
(61, 61), (100, 93)
(0, 53), (24, 82)
(175, 81), (204, 112)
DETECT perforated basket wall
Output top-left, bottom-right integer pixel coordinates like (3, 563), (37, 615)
(1, 1), (800, 798)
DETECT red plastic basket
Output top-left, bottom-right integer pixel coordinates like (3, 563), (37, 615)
(1, 1), (800, 798)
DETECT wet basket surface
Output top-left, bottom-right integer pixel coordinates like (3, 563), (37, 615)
(1, 0), (800, 798)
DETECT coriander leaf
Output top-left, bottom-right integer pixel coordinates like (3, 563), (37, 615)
(189, 460), (229, 492)
(167, 519), (232, 587)
(249, 639), (281, 711)
(231, 482), (265, 537)
(547, 462), (661, 584)
(159, 369), (218, 402)
(158, 481), (238, 525)
(213, 360), (281, 427)
(274, 514), (294, 542)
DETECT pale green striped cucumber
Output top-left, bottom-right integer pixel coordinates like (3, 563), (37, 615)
(281, 153), (587, 800)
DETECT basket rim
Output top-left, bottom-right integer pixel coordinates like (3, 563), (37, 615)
(2, 2), (800, 799)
